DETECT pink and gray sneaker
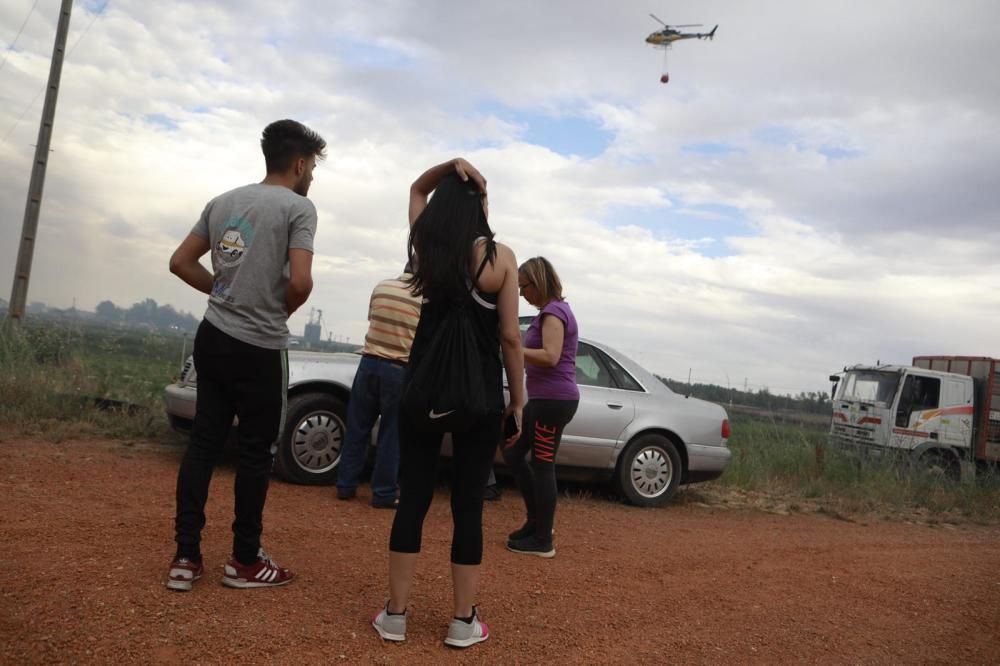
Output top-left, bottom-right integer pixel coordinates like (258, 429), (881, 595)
(221, 549), (294, 589)
(166, 557), (204, 592)
(372, 603), (407, 642)
(444, 607), (489, 648)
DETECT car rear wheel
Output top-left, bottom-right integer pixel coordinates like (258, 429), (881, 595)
(274, 393), (347, 485)
(617, 434), (682, 507)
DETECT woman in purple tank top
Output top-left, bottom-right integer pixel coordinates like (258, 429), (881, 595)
(502, 257), (580, 558)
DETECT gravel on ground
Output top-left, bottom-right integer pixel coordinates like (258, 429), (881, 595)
(2, 434), (999, 664)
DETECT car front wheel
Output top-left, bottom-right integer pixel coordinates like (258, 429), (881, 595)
(274, 393), (347, 485)
(617, 434), (682, 507)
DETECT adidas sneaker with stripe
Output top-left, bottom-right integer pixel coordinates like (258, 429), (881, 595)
(444, 607), (490, 648)
(221, 549), (294, 589)
(166, 557), (204, 592)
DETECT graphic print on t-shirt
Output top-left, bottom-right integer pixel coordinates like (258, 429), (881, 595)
(211, 216), (256, 304)
(214, 216), (255, 269)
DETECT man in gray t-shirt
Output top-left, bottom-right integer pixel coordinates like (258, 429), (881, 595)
(165, 119), (326, 592)
(193, 182), (317, 348)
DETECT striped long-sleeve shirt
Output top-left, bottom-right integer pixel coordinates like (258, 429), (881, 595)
(362, 273), (421, 363)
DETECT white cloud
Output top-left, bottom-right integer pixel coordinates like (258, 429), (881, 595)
(0, 0), (997, 397)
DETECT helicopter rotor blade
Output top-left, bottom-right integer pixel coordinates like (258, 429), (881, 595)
(649, 13), (668, 27)
(672, 24), (704, 27)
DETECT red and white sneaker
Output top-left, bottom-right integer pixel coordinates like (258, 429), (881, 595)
(221, 549), (294, 589)
(166, 557), (204, 592)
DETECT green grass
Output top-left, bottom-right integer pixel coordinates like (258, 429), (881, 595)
(4, 320), (999, 521)
(0, 319), (184, 440)
(721, 413), (1000, 522)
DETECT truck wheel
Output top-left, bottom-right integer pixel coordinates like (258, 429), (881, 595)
(616, 434), (682, 507)
(274, 393), (347, 485)
(919, 450), (959, 482)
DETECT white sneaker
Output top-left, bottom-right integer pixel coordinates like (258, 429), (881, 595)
(444, 607), (489, 648)
(372, 603), (406, 642)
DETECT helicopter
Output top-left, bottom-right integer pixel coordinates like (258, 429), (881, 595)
(646, 13), (717, 84)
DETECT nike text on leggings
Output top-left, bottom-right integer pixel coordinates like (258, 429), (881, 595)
(502, 398), (579, 539)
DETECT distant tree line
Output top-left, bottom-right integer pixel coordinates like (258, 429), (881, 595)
(95, 298), (199, 332)
(656, 376), (831, 415)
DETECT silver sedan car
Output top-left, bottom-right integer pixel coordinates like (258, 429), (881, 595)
(164, 336), (731, 506)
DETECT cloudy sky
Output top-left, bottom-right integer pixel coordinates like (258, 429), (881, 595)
(1, 0), (998, 395)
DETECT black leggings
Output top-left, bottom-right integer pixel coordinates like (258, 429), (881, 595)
(501, 398), (579, 539)
(389, 407), (501, 565)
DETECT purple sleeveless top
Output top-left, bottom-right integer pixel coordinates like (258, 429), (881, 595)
(524, 300), (580, 401)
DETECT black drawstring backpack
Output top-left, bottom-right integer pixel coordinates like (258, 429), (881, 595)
(401, 254), (492, 433)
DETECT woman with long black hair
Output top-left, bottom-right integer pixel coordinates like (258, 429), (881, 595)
(372, 158), (524, 649)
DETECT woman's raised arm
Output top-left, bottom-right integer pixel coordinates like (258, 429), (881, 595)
(409, 158), (487, 226)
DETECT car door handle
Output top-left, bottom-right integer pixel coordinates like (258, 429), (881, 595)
(606, 402), (623, 410)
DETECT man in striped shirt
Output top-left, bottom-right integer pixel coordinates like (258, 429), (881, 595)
(336, 268), (422, 508)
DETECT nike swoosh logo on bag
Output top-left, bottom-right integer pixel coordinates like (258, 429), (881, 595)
(429, 409), (456, 419)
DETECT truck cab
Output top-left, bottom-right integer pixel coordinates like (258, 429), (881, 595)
(829, 365), (975, 460)
(829, 356), (1000, 476)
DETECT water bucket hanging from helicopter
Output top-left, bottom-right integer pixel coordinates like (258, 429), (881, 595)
(660, 48), (669, 84)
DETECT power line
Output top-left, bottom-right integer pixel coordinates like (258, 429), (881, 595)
(0, 0), (41, 75)
(65, 1), (105, 59)
(1, 1), (109, 144)
(2, 78), (44, 144)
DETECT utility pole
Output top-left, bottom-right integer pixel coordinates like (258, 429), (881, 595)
(7, 0), (74, 326)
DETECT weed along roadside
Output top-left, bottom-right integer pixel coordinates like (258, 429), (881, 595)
(718, 412), (1000, 524)
(0, 320), (180, 441)
(2, 319), (998, 523)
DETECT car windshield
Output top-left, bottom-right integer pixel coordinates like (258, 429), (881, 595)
(836, 370), (900, 405)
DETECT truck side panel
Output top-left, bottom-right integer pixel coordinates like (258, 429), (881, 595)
(987, 362), (1000, 460)
(913, 356), (1000, 462)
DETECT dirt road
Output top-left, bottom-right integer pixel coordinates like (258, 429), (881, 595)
(2, 435), (998, 664)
